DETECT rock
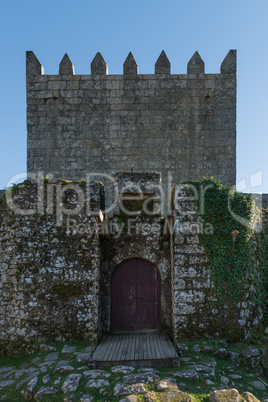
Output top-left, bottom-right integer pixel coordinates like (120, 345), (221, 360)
(80, 396), (94, 402)
(243, 347), (261, 359)
(202, 358), (217, 367)
(76, 353), (91, 363)
(138, 368), (159, 373)
(15, 369), (26, 379)
(16, 373), (40, 389)
(123, 372), (160, 384)
(265, 327), (268, 335)
(61, 345), (76, 354)
(119, 396), (138, 402)
(54, 377), (61, 384)
(44, 352), (58, 361)
(177, 343), (189, 356)
(193, 344), (201, 352)
(62, 374), (81, 393)
(63, 395), (75, 402)
(220, 376), (229, 385)
(83, 369), (111, 378)
(157, 379), (178, 391)
(229, 374), (242, 379)
(217, 340), (228, 348)
(206, 379), (215, 386)
(32, 358), (40, 364)
(113, 382), (146, 396)
(159, 390), (193, 401)
(39, 344), (56, 352)
(214, 348), (229, 359)
(53, 365), (74, 374)
(86, 379), (110, 388)
(243, 392), (261, 402)
(180, 357), (192, 362)
(21, 377), (38, 400)
(111, 365), (135, 374)
(84, 346), (94, 353)
(173, 369), (199, 380)
(201, 346), (214, 353)
(34, 386), (58, 400)
(143, 392), (157, 401)
(0, 380), (15, 388)
(251, 381), (266, 391)
(42, 375), (50, 384)
(209, 388), (241, 402)
(0, 367), (13, 374)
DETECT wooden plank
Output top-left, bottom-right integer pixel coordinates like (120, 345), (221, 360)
(121, 335), (129, 361)
(93, 336), (111, 361)
(105, 335), (118, 361)
(151, 333), (162, 359)
(129, 334), (136, 361)
(134, 334), (140, 361)
(155, 333), (165, 359)
(112, 335), (124, 361)
(117, 334), (127, 361)
(165, 334), (178, 357)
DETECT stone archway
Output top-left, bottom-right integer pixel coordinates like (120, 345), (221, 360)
(110, 258), (161, 331)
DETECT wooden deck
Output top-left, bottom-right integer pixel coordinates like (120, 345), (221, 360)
(91, 332), (179, 368)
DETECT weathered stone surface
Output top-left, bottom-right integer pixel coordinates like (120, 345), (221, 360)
(119, 395), (138, 402)
(39, 343), (56, 350)
(157, 379), (178, 391)
(177, 343), (189, 356)
(62, 374), (81, 393)
(44, 352), (58, 361)
(209, 388), (241, 402)
(86, 378), (110, 388)
(91, 52), (108, 75)
(83, 369), (111, 378)
(0, 380), (15, 388)
(34, 386), (58, 401)
(26, 51), (44, 75)
(173, 369), (199, 381)
(76, 353), (92, 363)
(123, 372), (160, 384)
(251, 380), (266, 390)
(113, 382), (146, 396)
(220, 49), (236, 74)
(159, 390), (193, 401)
(111, 365), (135, 374)
(187, 51), (204, 74)
(61, 344), (76, 354)
(21, 376), (38, 400)
(63, 395), (75, 402)
(243, 392), (261, 402)
(80, 396), (93, 402)
(53, 365), (74, 374)
(123, 52), (138, 75)
(59, 54), (74, 75)
(155, 50), (170, 74)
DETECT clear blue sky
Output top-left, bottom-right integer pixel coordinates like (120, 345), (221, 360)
(0, 0), (267, 193)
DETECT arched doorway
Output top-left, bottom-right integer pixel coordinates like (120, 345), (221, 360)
(111, 258), (161, 331)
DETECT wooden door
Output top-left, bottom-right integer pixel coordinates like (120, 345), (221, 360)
(111, 258), (161, 331)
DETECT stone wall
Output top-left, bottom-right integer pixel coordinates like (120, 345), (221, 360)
(173, 185), (263, 340)
(0, 180), (103, 342)
(26, 50), (237, 196)
(99, 173), (171, 336)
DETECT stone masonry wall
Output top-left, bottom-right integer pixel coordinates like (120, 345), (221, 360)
(173, 185), (263, 340)
(26, 50), (237, 193)
(99, 173), (171, 336)
(0, 180), (102, 342)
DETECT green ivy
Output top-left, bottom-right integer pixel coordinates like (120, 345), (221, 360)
(182, 178), (267, 319)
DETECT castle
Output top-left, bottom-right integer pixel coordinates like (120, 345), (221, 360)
(0, 50), (266, 344)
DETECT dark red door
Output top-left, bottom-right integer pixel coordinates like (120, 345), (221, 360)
(111, 258), (161, 331)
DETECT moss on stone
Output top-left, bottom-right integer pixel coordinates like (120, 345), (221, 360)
(51, 282), (83, 297)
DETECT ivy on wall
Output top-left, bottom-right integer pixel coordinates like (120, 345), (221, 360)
(182, 178), (267, 321)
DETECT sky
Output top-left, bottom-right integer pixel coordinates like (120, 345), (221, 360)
(0, 0), (267, 194)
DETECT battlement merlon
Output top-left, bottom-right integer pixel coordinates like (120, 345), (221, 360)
(26, 50), (237, 77)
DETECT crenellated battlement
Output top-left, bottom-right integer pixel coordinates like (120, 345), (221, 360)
(26, 50), (237, 201)
(26, 50), (236, 77)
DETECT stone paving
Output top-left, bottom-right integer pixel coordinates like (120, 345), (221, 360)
(0, 341), (267, 401)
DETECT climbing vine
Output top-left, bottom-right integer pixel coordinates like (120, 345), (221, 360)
(182, 178), (267, 320)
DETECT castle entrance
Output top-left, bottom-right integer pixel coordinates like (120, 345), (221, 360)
(111, 258), (161, 331)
